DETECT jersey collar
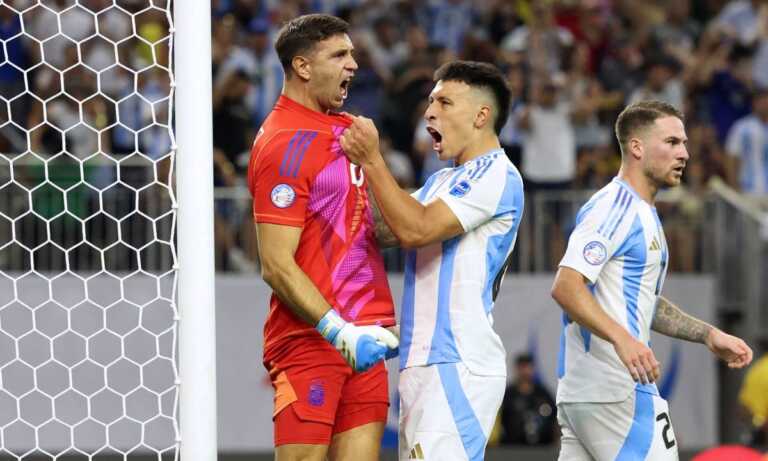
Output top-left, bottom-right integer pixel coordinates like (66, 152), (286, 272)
(275, 95), (352, 127)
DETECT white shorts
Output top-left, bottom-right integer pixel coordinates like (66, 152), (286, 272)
(557, 390), (679, 461)
(398, 362), (505, 461)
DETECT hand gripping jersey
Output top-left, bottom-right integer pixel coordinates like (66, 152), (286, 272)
(248, 95), (396, 362)
(557, 178), (669, 403)
(398, 150), (525, 377)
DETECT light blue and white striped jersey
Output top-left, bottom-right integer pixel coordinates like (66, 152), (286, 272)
(557, 178), (669, 403)
(725, 114), (768, 195)
(399, 149), (524, 377)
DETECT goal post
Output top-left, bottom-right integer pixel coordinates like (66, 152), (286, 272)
(175, 2), (218, 461)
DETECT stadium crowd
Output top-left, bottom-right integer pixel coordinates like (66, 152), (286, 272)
(205, 0), (768, 271)
(1, 0), (767, 273)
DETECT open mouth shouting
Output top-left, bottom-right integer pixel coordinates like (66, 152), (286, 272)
(426, 126), (443, 152)
(340, 76), (352, 100)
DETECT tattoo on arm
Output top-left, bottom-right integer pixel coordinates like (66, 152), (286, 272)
(367, 186), (399, 248)
(651, 296), (713, 343)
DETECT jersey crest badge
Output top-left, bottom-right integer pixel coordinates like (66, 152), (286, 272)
(583, 241), (607, 265)
(271, 184), (296, 208)
(449, 180), (471, 198)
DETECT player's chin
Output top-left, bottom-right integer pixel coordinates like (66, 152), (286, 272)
(328, 97), (344, 110)
(663, 173), (682, 187)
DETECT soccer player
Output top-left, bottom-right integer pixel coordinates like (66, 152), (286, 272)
(247, 14), (399, 461)
(341, 61), (524, 461)
(551, 100), (754, 460)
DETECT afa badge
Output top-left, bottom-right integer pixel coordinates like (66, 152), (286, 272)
(449, 180), (471, 198)
(271, 184), (295, 208)
(583, 241), (607, 265)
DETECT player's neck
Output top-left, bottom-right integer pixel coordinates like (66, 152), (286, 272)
(618, 165), (656, 204)
(282, 82), (328, 114)
(455, 134), (502, 166)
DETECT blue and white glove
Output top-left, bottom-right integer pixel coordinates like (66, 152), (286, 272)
(316, 309), (399, 372)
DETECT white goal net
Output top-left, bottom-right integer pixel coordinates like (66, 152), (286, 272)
(0, 1), (180, 459)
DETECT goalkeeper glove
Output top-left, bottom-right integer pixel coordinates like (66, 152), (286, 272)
(316, 309), (399, 372)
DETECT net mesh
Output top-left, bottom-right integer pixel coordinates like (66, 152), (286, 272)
(0, 1), (178, 459)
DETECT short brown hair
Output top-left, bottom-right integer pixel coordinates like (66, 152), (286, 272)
(275, 14), (349, 78)
(614, 100), (683, 156)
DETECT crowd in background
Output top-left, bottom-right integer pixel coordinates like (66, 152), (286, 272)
(209, 0), (768, 192)
(1, 0), (768, 273)
(207, 0), (768, 271)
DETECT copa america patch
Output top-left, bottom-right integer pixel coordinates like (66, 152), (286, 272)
(449, 180), (471, 198)
(270, 184), (295, 208)
(583, 241), (607, 265)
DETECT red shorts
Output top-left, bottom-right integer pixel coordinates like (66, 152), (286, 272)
(266, 338), (389, 446)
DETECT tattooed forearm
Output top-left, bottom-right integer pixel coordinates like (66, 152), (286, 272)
(368, 186), (399, 248)
(651, 295), (713, 343)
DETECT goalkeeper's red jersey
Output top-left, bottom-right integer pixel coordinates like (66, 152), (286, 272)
(248, 95), (396, 361)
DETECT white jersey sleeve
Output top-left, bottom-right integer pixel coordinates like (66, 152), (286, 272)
(724, 118), (743, 157)
(560, 185), (639, 283)
(436, 157), (511, 232)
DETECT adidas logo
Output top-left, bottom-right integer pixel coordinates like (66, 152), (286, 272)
(409, 443), (425, 459)
(649, 237), (661, 251)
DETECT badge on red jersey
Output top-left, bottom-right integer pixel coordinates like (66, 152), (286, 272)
(271, 184), (296, 208)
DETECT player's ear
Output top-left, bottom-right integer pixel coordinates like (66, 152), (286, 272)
(628, 137), (643, 160)
(474, 105), (492, 130)
(291, 55), (311, 81)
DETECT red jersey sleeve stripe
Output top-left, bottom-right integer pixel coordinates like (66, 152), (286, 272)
(278, 130), (306, 177)
(289, 131), (318, 178)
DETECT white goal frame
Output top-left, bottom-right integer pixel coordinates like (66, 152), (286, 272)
(175, 3), (218, 461)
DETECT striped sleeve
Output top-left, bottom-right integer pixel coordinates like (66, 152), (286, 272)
(437, 157), (506, 232)
(250, 129), (319, 227)
(559, 186), (638, 283)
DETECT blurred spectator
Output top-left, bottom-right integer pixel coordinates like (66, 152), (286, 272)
(421, 0), (477, 55)
(357, 15), (409, 84)
(738, 337), (768, 450)
(725, 88), (768, 195)
(697, 40), (755, 144)
(499, 64), (526, 168)
(213, 68), (254, 177)
(651, 0), (701, 61)
(565, 42), (612, 151)
(628, 54), (685, 110)
(382, 26), (438, 155)
(713, 0), (768, 89)
(381, 135), (415, 189)
(519, 77), (577, 190)
(598, 36), (644, 100)
(0, 6), (26, 100)
(499, 354), (557, 446)
(501, 1), (573, 74)
(216, 17), (283, 129)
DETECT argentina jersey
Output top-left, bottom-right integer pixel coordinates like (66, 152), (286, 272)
(557, 178), (669, 403)
(399, 149), (524, 377)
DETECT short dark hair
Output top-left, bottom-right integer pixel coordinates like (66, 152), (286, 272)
(515, 353), (533, 366)
(614, 100), (684, 156)
(275, 14), (349, 77)
(433, 60), (511, 134)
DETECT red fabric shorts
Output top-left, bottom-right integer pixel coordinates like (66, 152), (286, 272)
(266, 338), (389, 446)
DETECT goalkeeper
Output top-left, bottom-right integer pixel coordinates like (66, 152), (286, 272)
(248, 14), (398, 460)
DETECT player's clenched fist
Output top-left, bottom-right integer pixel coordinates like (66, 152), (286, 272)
(339, 114), (382, 167)
(612, 331), (661, 384)
(316, 308), (399, 372)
